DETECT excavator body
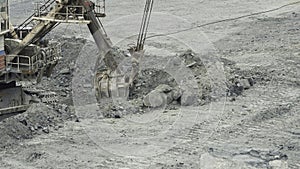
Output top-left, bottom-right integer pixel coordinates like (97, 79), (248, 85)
(0, 0), (153, 115)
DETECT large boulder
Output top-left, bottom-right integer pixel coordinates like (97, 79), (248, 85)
(143, 84), (182, 107)
(143, 90), (168, 108)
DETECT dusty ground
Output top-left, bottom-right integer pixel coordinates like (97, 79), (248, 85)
(0, 0), (300, 168)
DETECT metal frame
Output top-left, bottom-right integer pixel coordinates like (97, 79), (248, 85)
(5, 42), (61, 74)
(0, 0), (9, 34)
(5, 54), (40, 73)
(33, 4), (90, 24)
(94, 0), (106, 17)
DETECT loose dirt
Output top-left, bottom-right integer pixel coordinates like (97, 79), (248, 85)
(0, 1), (299, 169)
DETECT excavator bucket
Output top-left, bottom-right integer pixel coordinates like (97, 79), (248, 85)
(94, 49), (144, 99)
(95, 70), (130, 99)
(94, 0), (152, 100)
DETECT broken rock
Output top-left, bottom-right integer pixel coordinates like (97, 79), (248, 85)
(171, 87), (183, 101)
(239, 79), (251, 90)
(180, 89), (198, 106)
(269, 160), (288, 169)
(143, 90), (167, 108)
(155, 84), (173, 93)
(143, 84), (182, 107)
(59, 68), (71, 75)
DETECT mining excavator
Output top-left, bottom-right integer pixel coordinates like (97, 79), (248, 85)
(0, 0), (154, 116)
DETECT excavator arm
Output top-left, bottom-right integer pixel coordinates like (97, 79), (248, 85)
(81, 0), (112, 53)
(81, 0), (119, 71)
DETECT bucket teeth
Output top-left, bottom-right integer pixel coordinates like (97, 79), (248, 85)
(95, 51), (144, 100)
(96, 71), (129, 99)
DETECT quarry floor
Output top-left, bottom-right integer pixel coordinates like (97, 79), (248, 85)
(0, 0), (300, 169)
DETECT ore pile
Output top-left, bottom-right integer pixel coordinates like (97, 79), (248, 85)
(0, 103), (74, 148)
(98, 50), (257, 118)
(98, 50), (213, 117)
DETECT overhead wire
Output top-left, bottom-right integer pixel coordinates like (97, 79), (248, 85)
(146, 1), (300, 39)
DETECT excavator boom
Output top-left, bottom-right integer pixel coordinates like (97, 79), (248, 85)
(9, 0), (112, 57)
